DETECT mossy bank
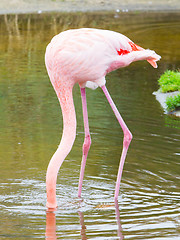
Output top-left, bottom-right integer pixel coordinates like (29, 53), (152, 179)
(154, 70), (180, 117)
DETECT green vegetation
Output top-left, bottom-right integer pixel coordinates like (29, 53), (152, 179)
(166, 94), (180, 112)
(158, 70), (180, 112)
(158, 70), (180, 93)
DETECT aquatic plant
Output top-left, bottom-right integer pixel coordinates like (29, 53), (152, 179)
(166, 94), (180, 112)
(157, 70), (180, 112)
(158, 70), (180, 93)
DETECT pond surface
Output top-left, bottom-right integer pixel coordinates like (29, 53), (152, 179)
(0, 11), (180, 239)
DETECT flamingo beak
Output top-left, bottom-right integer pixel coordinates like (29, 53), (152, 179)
(129, 42), (161, 68)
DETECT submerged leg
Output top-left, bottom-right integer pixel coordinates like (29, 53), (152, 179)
(101, 85), (132, 200)
(78, 87), (91, 197)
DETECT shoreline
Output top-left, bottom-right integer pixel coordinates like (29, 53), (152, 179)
(153, 91), (180, 117)
(0, 0), (180, 15)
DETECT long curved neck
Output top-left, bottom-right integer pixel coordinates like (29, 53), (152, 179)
(46, 82), (76, 209)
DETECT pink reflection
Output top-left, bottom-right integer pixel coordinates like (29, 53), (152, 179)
(78, 211), (87, 240)
(45, 211), (57, 240)
(115, 199), (124, 240)
(45, 201), (124, 239)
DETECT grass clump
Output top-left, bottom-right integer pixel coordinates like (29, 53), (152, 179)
(158, 70), (180, 112)
(166, 94), (180, 112)
(158, 70), (180, 93)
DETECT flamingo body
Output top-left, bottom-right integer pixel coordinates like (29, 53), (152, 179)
(45, 28), (160, 209)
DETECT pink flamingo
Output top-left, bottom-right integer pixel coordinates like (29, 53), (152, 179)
(45, 28), (160, 209)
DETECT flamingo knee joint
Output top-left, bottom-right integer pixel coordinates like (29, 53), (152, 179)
(123, 130), (133, 149)
(83, 134), (91, 156)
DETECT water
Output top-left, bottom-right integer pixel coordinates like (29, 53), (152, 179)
(0, 11), (180, 239)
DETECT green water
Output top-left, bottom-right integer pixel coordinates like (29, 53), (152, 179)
(0, 11), (180, 239)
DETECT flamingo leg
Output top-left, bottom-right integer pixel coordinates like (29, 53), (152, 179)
(101, 85), (132, 200)
(78, 87), (91, 197)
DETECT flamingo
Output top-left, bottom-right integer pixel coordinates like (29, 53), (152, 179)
(45, 28), (161, 209)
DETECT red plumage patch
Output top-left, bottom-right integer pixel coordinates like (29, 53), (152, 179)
(129, 42), (141, 51)
(117, 42), (141, 56)
(117, 49), (130, 56)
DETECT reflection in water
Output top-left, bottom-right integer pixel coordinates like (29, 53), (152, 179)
(45, 200), (123, 239)
(78, 211), (87, 240)
(115, 200), (124, 240)
(46, 211), (57, 240)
